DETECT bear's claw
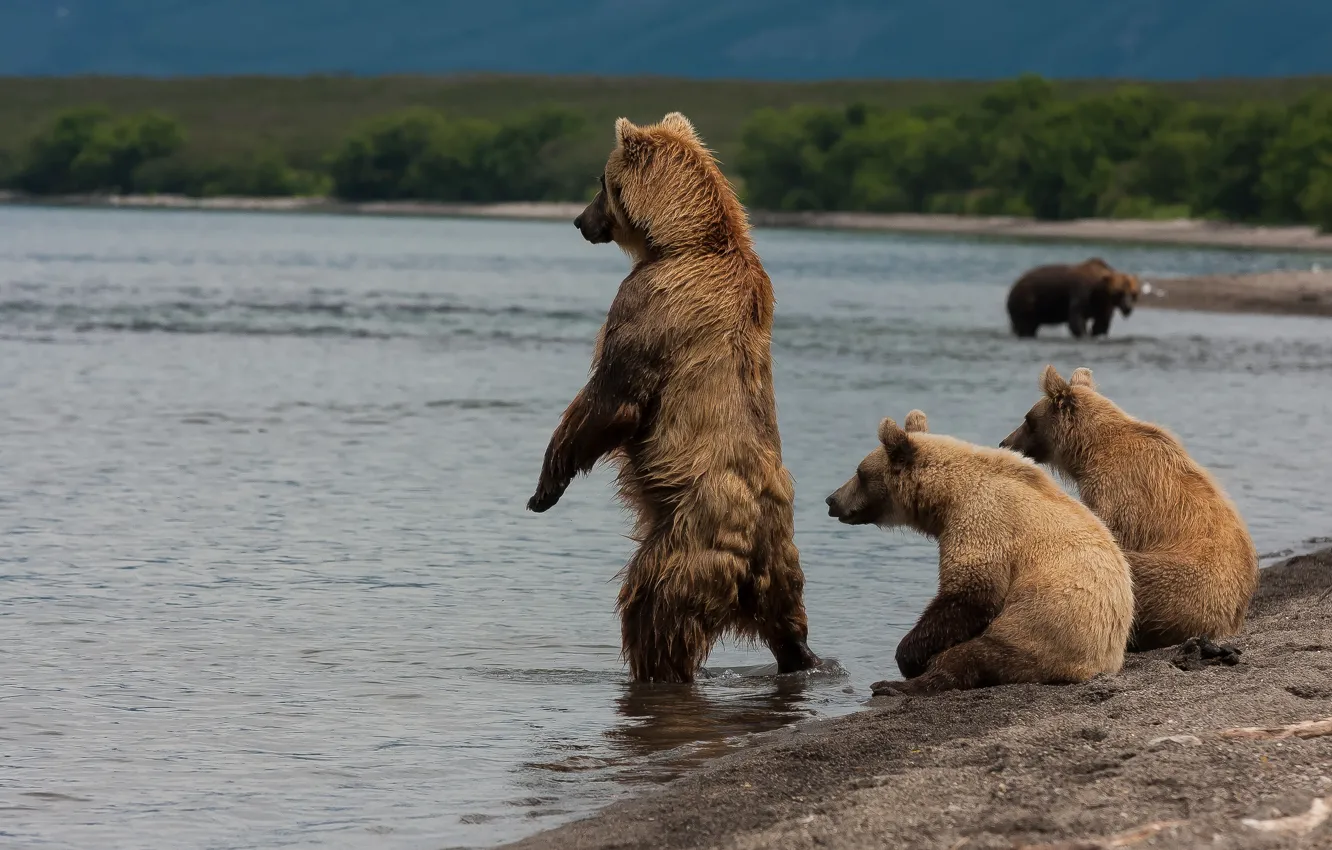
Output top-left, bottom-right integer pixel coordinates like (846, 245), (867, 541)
(870, 678), (913, 696)
(527, 478), (570, 513)
(527, 490), (557, 512)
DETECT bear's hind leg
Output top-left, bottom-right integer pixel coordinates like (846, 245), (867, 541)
(1122, 549), (1246, 652)
(759, 599), (818, 675)
(871, 633), (1057, 696)
(744, 536), (820, 674)
(619, 592), (713, 683)
(617, 541), (744, 684)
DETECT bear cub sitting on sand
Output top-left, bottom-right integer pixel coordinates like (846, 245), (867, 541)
(527, 112), (819, 683)
(1006, 257), (1143, 339)
(827, 410), (1133, 695)
(1001, 366), (1259, 652)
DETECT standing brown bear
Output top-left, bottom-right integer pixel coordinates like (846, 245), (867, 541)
(826, 410), (1133, 695)
(1001, 366), (1259, 651)
(527, 112), (820, 683)
(1006, 258), (1143, 339)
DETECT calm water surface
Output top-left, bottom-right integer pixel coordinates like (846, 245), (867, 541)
(2, 207), (1330, 849)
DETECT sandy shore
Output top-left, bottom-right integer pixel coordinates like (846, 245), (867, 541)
(506, 547), (1332, 850)
(750, 210), (1332, 254)
(1142, 270), (1332, 318)
(5, 193), (1332, 254)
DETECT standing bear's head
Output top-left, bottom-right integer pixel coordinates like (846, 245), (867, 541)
(1000, 365), (1105, 470)
(825, 410), (932, 529)
(1108, 270), (1143, 317)
(574, 112), (751, 260)
(1079, 258), (1142, 317)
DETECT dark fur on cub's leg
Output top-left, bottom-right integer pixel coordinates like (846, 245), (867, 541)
(873, 634), (1053, 696)
(894, 590), (1001, 678)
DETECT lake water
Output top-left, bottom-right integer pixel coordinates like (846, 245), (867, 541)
(2, 206), (1330, 850)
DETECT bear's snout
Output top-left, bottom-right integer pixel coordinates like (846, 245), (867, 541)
(574, 204), (615, 245)
(825, 485), (869, 524)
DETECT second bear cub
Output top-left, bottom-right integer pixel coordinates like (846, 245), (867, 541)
(827, 410), (1133, 695)
(1001, 366), (1259, 651)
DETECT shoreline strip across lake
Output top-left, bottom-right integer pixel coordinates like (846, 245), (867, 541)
(6, 192), (1332, 254)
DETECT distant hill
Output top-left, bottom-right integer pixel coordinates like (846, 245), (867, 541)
(3, 0), (1332, 80)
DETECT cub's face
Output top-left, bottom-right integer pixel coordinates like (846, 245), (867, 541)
(826, 411), (927, 528)
(1000, 365), (1094, 469)
(999, 396), (1057, 465)
(825, 447), (896, 526)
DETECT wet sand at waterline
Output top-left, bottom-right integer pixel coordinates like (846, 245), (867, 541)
(1144, 268), (1332, 318)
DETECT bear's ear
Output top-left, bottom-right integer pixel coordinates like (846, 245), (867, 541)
(878, 417), (902, 447)
(904, 409), (929, 433)
(615, 117), (641, 148)
(660, 112), (698, 139)
(1040, 364), (1069, 398)
(1069, 367), (1096, 390)
(878, 417), (915, 469)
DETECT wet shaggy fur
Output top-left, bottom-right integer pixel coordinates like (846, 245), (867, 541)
(527, 112), (818, 683)
(1000, 366), (1260, 651)
(1005, 257), (1143, 339)
(825, 410), (1133, 696)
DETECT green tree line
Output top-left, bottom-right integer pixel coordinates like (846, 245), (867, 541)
(737, 75), (1332, 230)
(2, 75), (1330, 230)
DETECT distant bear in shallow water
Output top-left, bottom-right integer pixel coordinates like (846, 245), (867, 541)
(1006, 258), (1142, 339)
(1001, 366), (1259, 651)
(527, 112), (819, 683)
(826, 410), (1133, 696)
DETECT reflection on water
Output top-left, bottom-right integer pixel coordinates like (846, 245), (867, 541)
(601, 661), (845, 783)
(1, 207), (1330, 849)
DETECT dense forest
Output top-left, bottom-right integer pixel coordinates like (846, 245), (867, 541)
(2, 75), (1330, 230)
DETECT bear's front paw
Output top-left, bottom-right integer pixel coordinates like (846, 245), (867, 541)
(870, 678), (914, 696)
(526, 478), (567, 513)
(873, 671), (958, 696)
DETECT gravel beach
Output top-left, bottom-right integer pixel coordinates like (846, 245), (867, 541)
(505, 547), (1332, 850)
(1141, 270), (1332, 318)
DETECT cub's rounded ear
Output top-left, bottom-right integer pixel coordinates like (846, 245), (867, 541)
(660, 112), (697, 139)
(1040, 364), (1069, 398)
(878, 417), (914, 469)
(904, 409), (929, 433)
(878, 416), (904, 448)
(1069, 367), (1096, 389)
